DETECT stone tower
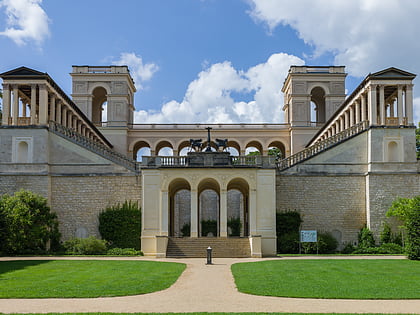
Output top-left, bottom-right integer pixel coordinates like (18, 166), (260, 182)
(282, 66), (347, 154)
(71, 66), (136, 155)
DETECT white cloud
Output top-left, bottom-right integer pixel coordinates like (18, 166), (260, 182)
(248, 0), (420, 77)
(0, 0), (50, 46)
(112, 52), (159, 90)
(134, 53), (304, 123)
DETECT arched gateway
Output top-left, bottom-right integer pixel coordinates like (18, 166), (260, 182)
(141, 150), (277, 258)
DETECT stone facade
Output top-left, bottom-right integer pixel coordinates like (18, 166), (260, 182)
(0, 65), (419, 257)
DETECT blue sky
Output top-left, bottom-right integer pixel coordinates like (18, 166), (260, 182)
(1, 0), (419, 124)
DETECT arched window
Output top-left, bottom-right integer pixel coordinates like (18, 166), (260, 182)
(310, 87), (326, 125)
(92, 87), (107, 126)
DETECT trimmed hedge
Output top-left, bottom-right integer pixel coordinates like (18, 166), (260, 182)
(99, 201), (141, 250)
(63, 236), (107, 255)
(276, 210), (302, 254)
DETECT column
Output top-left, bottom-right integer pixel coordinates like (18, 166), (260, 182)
(335, 121), (340, 134)
(368, 84), (377, 125)
(339, 116), (344, 132)
(349, 106), (355, 127)
(38, 84), (49, 124)
(12, 85), (19, 125)
(355, 100), (360, 124)
(397, 85), (404, 125)
(62, 107), (67, 127)
(361, 94), (367, 121)
(190, 189), (198, 237)
(249, 189), (257, 235)
(30, 84), (37, 125)
(50, 94), (56, 122)
(56, 100), (62, 125)
(219, 189), (228, 237)
(405, 84), (414, 125)
(1, 84), (11, 125)
(344, 110), (349, 129)
(379, 85), (385, 125)
(21, 102), (27, 117)
(160, 190), (169, 236)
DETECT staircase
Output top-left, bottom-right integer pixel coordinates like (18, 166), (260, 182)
(277, 120), (369, 171)
(166, 237), (251, 258)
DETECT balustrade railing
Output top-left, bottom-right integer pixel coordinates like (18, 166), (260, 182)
(49, 121), (138, 172)
(142, 154), (276, 168)
(277, 120), (369, 171)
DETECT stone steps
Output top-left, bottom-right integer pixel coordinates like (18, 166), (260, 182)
(166, 237), (251, 258)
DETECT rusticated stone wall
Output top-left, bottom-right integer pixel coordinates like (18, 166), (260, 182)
(276, 174), (366, 246)
(367, 173), (420, 239)
(50, 175), (142, 240)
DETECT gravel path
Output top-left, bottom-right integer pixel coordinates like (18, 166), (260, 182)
(0, 256), (419, 314)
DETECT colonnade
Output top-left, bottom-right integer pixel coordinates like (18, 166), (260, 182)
(314, 82), (414, 143)
(1, 82), (107, 146)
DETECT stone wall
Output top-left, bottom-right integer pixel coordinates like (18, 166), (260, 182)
(50, 175), (141, 240)
(0, 175), (50, 199)
(276, 174), (366, 246)
(367, 173), (420, 239)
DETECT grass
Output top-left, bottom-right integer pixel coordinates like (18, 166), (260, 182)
(0, 314), (410, 315)
(0, 260), (186, 298)
(231, 259), (420, 299)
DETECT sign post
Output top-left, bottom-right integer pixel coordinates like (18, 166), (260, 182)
(299, 230), (318, 254)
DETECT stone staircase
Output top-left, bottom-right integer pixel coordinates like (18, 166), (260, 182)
(166, 237), (251, 258)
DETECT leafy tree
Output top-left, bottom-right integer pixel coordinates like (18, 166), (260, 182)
(387, 196), (420, 260)
(358, 227), (376, 248)
(0, 190), (61, 254)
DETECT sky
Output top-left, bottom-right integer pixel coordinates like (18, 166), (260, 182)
(0, 0), (420, 125)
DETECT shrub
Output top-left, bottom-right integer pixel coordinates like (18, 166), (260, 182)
(63, 237), (107, 255)
(276, 210), (302, 254)
(277, 232), (300, 254)
(201, 220), (217, 236)
(0, 190), (61, 254)
(99, 201), (141, 250)
(227, 217), (241, 236)
(106, 248), (143, 256)
(341, 243), (356, 254)
(352, 243), (403, 255)
(181, 223), (190, 237)
(358, 227), (376, 248)
(387, 196), (420, 260)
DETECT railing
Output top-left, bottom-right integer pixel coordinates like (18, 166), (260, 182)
(49, 121), (138, 172)
(277, 120), (369, 171)
(130, 123), (289, 130)
(142, 154), (277, 168)
(7, 117), (31, 126)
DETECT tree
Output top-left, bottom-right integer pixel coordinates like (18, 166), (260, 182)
(0, 190), (61, 254)
(387, 196), (420, 260)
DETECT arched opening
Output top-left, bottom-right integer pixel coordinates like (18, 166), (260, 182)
(245, 140), (263, 155)
(388, 141), (399, 162)
(92, 87), (107, 125)
(133, 140), (151, 162)
(178, 140), (192, 156)
(198, 179), (220, 237)
(227, 178), (249, 237)
(268, 141), (286, 159)
(156, 141), (174, 156)
(227, 140), (240, 156)
(169, 179), (191, 237)
(310, 87), (326, 125)
(17, 141), (28, 163)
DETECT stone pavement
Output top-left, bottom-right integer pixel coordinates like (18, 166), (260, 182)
(0, 256), (419, 314)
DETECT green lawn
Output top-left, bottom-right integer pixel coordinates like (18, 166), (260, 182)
(2, 313), (413, 315)
(231, 259), (420, 299)
(0, 260), (186, 298)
